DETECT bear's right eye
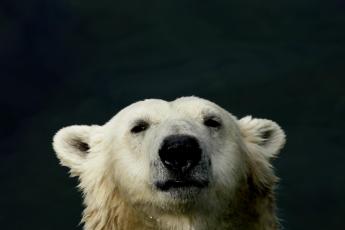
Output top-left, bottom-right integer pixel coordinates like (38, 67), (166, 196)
(130, 121), (149, 134)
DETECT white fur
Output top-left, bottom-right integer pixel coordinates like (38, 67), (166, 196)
(53, 96), (286, 230)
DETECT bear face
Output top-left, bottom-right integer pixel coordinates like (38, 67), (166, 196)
(53, 97), (285, 230)
(104, 97), (247, 209)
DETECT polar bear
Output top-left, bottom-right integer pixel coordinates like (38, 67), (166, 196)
(53, 96), (285, 230)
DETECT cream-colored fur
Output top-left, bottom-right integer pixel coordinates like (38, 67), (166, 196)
(53, 96), (285, 230)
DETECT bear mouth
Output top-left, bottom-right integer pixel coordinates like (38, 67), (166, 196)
(155, 179), (209, 191)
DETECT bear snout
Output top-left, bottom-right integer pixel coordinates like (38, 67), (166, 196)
(158, 135), (202, 174)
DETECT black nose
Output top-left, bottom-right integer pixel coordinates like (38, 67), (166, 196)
(159, 135), (202, 174)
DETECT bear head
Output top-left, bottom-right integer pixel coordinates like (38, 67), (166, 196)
(53, 96), (285, 229)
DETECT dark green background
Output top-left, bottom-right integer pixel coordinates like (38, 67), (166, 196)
(1, 0), (344, 229)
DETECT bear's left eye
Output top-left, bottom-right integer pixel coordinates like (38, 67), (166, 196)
(204, 117), (222, 128)
(131, 121), (149, 134)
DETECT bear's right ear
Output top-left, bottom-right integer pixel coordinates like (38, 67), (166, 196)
(53, 125), (94, 176)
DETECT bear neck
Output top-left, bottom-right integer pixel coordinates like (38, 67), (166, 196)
(80, 174), (279, 230)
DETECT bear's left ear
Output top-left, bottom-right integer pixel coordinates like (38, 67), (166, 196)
(238, 116), (286, 160)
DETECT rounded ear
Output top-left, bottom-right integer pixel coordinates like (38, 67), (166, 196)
(238, 116), (286, 160)
(53, 125), (94, 176)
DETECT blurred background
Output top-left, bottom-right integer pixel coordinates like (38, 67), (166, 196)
(1, 0), (344, 229)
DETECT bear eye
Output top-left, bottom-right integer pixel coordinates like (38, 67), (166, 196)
(131, 121), (149, 134)
(204, 117), (221, 128)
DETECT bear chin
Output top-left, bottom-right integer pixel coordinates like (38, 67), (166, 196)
(155, 178), (209, 190)
(154, 177), (209, 200)
(159, 186), (205, 200)
(150, 188), (210, 211)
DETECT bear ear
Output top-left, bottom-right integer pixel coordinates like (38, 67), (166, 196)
(238, 116), (286, 160)
(53, 125), (94, 175)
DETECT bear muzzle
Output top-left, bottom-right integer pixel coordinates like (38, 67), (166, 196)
(155, 135), (209, 192)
